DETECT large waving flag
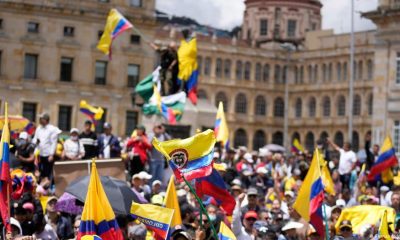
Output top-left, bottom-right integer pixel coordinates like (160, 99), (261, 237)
(291, 138), (305, 154)
(0, 103), (11, 233)
(130, 202), (174, 240)
(97, 8), (133, 57)
(79, 100), (104, 123)
(177, 37), (198, 105)
(164, 175), (182, 227)
(293, 149), (325, 237)
(77, 161), (123, 240)
(317, 151), (335, 196)
(368, 136), (398, 182)
(218, 221), (236, 240)
(377, 210), (392, 240)
(195, 169), (236, 215)
(214, 102), (229, 149)
(152, 129), (216, 181)
(135, 67), (161, 102)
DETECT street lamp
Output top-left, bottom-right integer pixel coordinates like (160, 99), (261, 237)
(280, 42), (296, 150)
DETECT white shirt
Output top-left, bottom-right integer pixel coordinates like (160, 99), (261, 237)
(63, 139), (85, 159)
(33, 223), (58, 240)
(32, 124), (61, 157)
(103, 135), (111, 159)
(338, 149), (357, 175)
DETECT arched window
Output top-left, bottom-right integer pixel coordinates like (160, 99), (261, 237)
(255, 63), (262, 81)
(197, 56), (203, 76)
(292, 132), (300, 142)
(322, 96), (331, 117)
(272, 131), (283, 146)
(368, 94), (373, 116)
(235, 93), (247, 114)
(367, 59), (373, 80)
(253, 130), (266, 150)
(274, 65), (281, 84)
(224, 59), (231, 78)
(263, 64), (270, 82)
(343, 62), (347, 81)
(215, 92), (228, 112)
(294, 66), (299, 84)
(305, 132), (314, 152)
(337, 95), (346, 116)
(198, 89), (207, 99)
(234, 129), (248, 148)
(358, 60), (363, 80)
(309, 97), (316, 117)
(320, 132), (329, 142)
(352, 131), (359, 152)
(353, 94), (361, 116)
(313, 65), (318, 83)
(322, 64), (327, 82)
(308, 65), (313, 83)
(215, 58), (222, 78)
(334, 131), (344, 147)
(244, 61), (251, 80)
(328, 63), (333, 82)
(255, 96), (266, 116)
(236, 60), (243, 80)
(274, 97), (284, 117)
(337, 62), (342, 81)
(204, 57), (212, 76)
(295, 98), (302, 118)
(300, 66), (304, 83)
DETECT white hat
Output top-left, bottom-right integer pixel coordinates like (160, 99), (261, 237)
(70, 128), (80, 134)
(138, 171), (152, 180)
(281, 221), (304, 231)
(10, 217), (22, 235)
(239, 146), (248, 152)
(213, 152), (220, 159)
(244, 153), (254, 163)
(152, 180), (162, 187)
(18, 131), (28, 140)
(284, 191), (295, 198)
(259, 148), (271, 157)
(380, 186), (390, 192)
(256, 167), (268, 174)
(336, 199), (346, 207)
(232, 179), (242, 187)
(177, 189), (187, 197)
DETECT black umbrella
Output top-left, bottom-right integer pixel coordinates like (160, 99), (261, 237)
(65, 175), (142, 215)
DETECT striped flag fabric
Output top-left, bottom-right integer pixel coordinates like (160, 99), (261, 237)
(0, 103), (11, 233)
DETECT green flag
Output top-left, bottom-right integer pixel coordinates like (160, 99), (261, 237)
(135, 73), (154, 102)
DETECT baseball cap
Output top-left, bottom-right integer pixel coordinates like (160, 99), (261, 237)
(171, 229), (192, 240)
(152, 180), (162, 187)
(19, 131), (28, 140)
(284, 191), (295, 198)
(239, 146), (248, 152)
(339, 220), (352, 229)
(138, 171), (152, 180)
(247, 187), (258, 196)
(244, 153), (254, 163)
(70, 128), (80, 134)
(132, 174), (140, 180)
(47, 196), (58, 205)
(380, 186), (390, 192)
(244, 211), (258, 220)
(103, 122), (112, 129)
(281, 221), (304, 231)
(136, 124), (146, 131)
(151, 194), (164, 205)
(39, 112), (50, 121)
(232, 179), (242, 186)
(22, 202), (34, 212)
(336, 199), (346, 207)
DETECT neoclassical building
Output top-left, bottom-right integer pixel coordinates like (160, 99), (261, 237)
(0, 0), (398, 153)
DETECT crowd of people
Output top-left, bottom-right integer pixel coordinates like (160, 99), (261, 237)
(4, 112), (400, 240)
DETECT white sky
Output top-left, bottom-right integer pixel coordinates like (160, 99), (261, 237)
(156, 0), (378, 33)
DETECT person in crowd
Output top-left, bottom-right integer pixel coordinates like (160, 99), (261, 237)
(125, 125), (152, 176)
(241, 187), (261, 217)
(15, 131), (35, 173)
(147, 124), (171, 183)
(391, 192), (400, 214)
(62, 128), (85, 161)
(98, 122), (121, 159)
(32, 113), (61, 181)
(71, 215), (81, 240)
(364, 132), (379, 171)
(334, 220), (358, 240)
(131, 174), (148, 203)
(45, 196), (73, 239)
(79, 120), (98, 159)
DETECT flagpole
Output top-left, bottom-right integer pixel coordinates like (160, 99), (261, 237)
(182, 176), (219, 240)
(316, 150), (330, 240)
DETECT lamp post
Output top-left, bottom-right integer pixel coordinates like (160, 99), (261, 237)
(281, 42), (296, 150)
(348, 0), (355, 144)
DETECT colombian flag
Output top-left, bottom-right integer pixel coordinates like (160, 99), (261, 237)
(97, 8), (133, 57)
(291, 138), (305, 154)
(377, 210), (392, 240)
(130, 202), (174, 240)
(153, 85), (177, 124)
(368, 136), (398, 182)
(195, 169), (236, 215)
(214, 102), (229, 149)
(77, 161), (123, 240)
(218, 222), (236, 240)
(79, 100), (104, 123)
(0, 103), (11, 233)
(178, 37), (198, 105)
(293, 149), (325, 237)
(164, 175), (182, 227)
(152, 129), (216, 181)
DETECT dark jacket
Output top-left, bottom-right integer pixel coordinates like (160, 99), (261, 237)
(97, 134), (121, 158)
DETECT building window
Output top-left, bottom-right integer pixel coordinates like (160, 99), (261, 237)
(197, 56), (203, 76)
(24, 54), (38, 79)
(308, 65), (312, 83)
(308, 97), (316, 117)
(255, 95), (266, 116)
(353, 94), (361, 116)
(95, 108), (107, 133)
(95, 61), (107, 85)
(215, 58), (223, 78)
(130, 35), (141, 44)
(130, 0), (142, 7)
(127, 64), (140, 87)
(337, 95), (346, 116)
(125, 111), (138, 136)
(322, 96), (331, 117)
(274, 65), (281, 84)
(235, 93), (247, 114)
(328, 63), (332, 82)
(337, 63), (342, 81)
(224, 59), (231, 78)
(300, 66), (304, 83)
(312, 22), (317, 30)
(63, 26), (74, 37)
(287, 20), (297, 38)
(58, 105), (72, 132)
(22, 102), (37, 122)
(255, 63), (262, 81)
(234, 129), (248, 148)
(358, 60), (363, 80)
(236, 60), (243, 80)
(294, 66), (299, 84)
(98, 30), (104, 40)
(295, 98), (302, 118)
(0, 19), (3, 30)
(343, 62), (348, 81)
(215, 92), (228, 112)
(320, 132), (329, 143)
(367, 59), (373, 80)
(334, 131), (344, 148)
(352, 131), (359, 151)
(244, 61), (251, 80)
(27, 22), (39, 33)
(313, 65), (318, 83)
(274, 97), (284, 117)
(322, 64), (327, 82)
(198, 89), (207, 99)
(263, 64), (270, 82)
(282, 65), (287, 84)
(272, 131), (283, 146)
(394, 121), (400, 154)
(368, 94), (373, 116)
(60, 57), (73, 82)
(253, 130), (266, 150)
(305, 132), (314, 152)
(204, 57), (211, 76)
(260, 19), (268, 36)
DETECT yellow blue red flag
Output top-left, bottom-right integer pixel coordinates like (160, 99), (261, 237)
(218, 221), (236, 240)
(77, 161), (123, 240)
(164, 175), (182, 227)
(97, 8), (133, 57)
(130, 202), (174, 240)
(152, 129), (216, 181)
(81, 235), (102, 240)
(0, 103), (11, 233)
(177, 37), (198, 104)
(291, 138), (305, 154)
(79, 100), (104, 123)
(214, 102), (229, 148)
(368, 136), (398, 183)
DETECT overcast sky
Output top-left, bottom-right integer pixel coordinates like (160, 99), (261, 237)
(156, 0), (378, 33)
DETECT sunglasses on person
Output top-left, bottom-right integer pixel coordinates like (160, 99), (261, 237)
(246, 217), (257, 222)
(340, 227), (352, 232)
(248, 195), (257, 198)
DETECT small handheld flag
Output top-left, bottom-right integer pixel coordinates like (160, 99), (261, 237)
(368, 136), (398, 182)
(164, 175), (182, 227)
(79, 100), (104, 123)
(214, 102), (229, 149)
(218, 221), (236, 240)
(291, 138), (305, 154)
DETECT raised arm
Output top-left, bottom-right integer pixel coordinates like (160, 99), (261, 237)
(326, 137), (340, 152)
